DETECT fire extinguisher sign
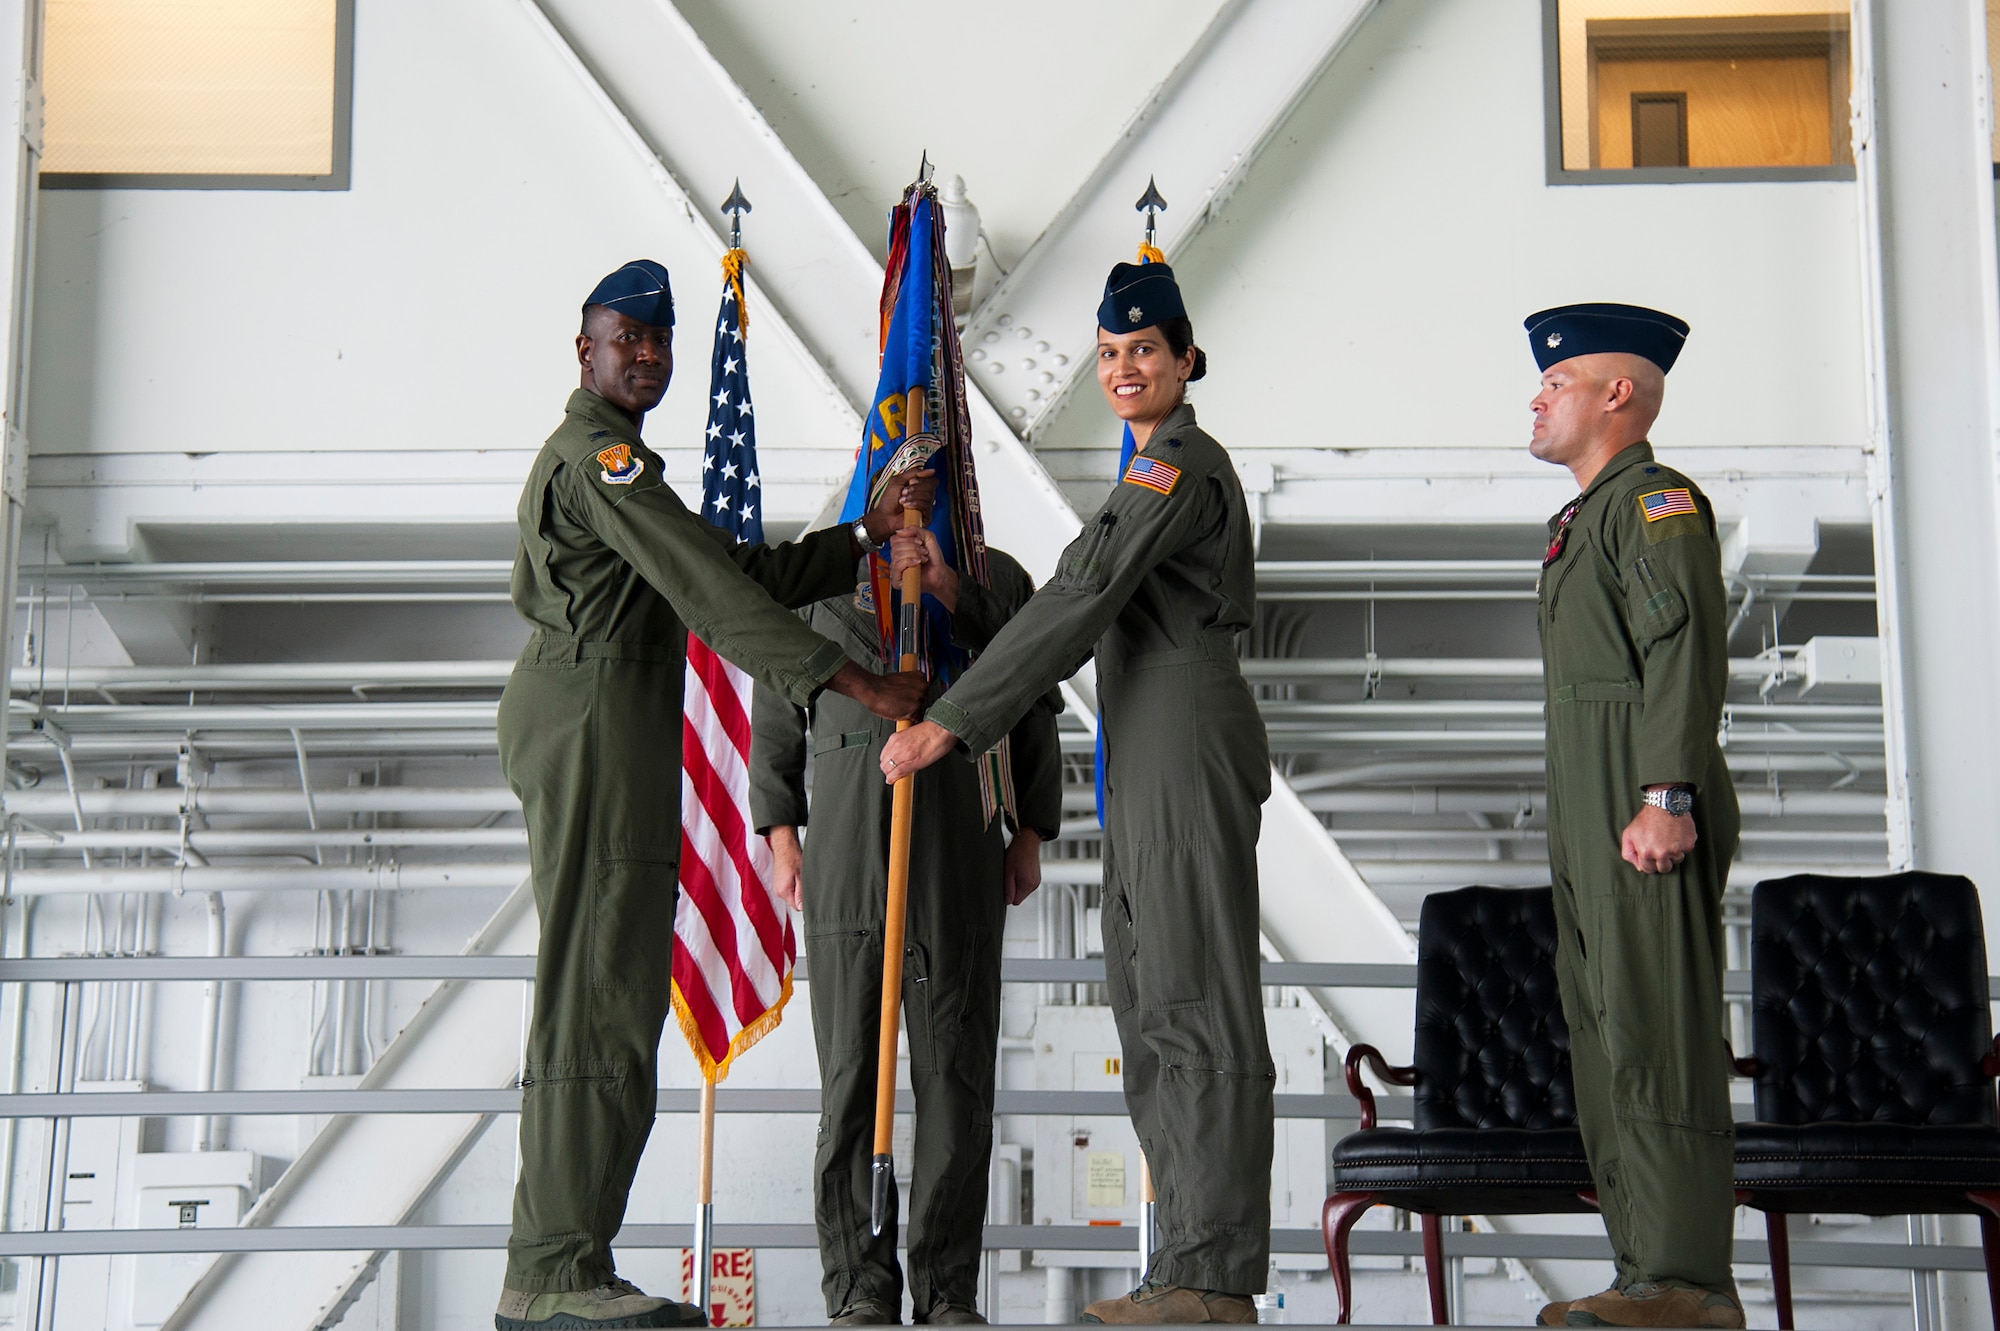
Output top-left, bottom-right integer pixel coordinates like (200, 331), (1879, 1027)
(679, 1246), (756, 1327)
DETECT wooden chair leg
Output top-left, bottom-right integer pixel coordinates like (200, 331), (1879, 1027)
(1966, 1191), (2000, 1331)
(1322, 1192), (1380, 1326)
(1763, 1211), (1794, 1331)
(1421, 1213), (1449, 1325)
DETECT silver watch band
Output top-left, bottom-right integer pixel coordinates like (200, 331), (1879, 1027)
(851, 518), (883, 554)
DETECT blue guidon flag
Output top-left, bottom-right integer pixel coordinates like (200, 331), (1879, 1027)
(1639, 487), (1698, 522)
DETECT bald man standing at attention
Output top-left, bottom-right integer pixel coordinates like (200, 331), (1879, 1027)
(1523, 304), (1742, 1329)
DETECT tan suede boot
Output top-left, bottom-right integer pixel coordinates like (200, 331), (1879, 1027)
(1537, 1299), (1575, 1326)
(1565, 1283), (1744, 1328)
(495, 1278), (706, 1329)
(1080, 1280), (1256, 1324)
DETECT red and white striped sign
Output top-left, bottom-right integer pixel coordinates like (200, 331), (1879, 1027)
(673, 638), (795, 1080)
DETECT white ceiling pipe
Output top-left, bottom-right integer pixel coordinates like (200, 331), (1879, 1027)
(1258, 701), (1884, 722)
(12, 828), (526, 852)
(1254, 560), (1541, 586)
(1, 864), (527, 896)
(5, 787), (516, 818)
(17, 703), (497, 732)
(1239, 657), (1803, 683)
(8, 662), (515, 694)
(1351, 861), (1888, 891)
(17, 561), (512, 587)
(15, 732), (503, 758)
(1261, 729), (1886, 751)
(1283, 788), (1882, 817)
(1280, 753), (1887, 790)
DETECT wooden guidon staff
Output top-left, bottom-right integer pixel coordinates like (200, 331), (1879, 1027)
(871, 386), (929, 1238)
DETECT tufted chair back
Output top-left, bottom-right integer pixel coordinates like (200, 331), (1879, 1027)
(1751, 872), (1996, 1127)
(1412, 885), (1575, 1132)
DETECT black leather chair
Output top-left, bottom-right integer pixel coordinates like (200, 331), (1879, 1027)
(1733, 871), (2000, 1331)
(1322, 885), (1596, 1325)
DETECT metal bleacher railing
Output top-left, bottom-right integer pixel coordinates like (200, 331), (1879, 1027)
(0, 956), (1989, 1278)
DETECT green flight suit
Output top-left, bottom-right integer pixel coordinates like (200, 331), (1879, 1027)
(925, 403), (1276, 1297)
(1536, 441), (1742, 1296)
(747, 549), (1063, 1319)
(498, 388), (861, 1292)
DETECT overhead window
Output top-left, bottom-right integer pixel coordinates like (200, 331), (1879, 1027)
(1547, 0), (1853, 183)
(40, 0), (351, 188)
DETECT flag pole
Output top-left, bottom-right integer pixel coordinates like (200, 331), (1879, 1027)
(696, 1073), (717, 1317)
(870, 383), (928, 1238)
(1138, 1154), (1156, 1279)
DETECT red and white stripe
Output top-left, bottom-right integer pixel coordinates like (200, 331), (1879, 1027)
(673, 636), (794, 1079)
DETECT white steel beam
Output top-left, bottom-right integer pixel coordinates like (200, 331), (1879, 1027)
(0, 0), (43, 806)
(963, 0), (1378, 439)
(1856, 0), (2000, 947)
(162, 881), (538, 1330)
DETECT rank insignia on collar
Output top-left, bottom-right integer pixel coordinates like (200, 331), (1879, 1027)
(597, 442), (644, 485)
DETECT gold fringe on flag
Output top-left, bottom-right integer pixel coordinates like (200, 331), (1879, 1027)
(671, 968), (794, 1085)
(721, 247), (750, 338)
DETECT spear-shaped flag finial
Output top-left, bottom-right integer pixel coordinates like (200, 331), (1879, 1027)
(1135, 175), (1169, 250)
(721, 178), (752, 249)
(917, 149), (934, 186)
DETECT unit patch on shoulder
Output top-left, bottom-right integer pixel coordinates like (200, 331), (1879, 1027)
(1123, 456), (1181, 496)
(1638, 488), (1697, 522)
(597, 442), (644, 485)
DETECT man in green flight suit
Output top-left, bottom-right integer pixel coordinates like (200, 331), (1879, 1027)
(1524, 303), (1743, 1329)
(494, 260), (935, 1331)
(750, 533), (1063, 1327)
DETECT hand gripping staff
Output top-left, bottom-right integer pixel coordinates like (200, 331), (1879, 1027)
(870, 384), (930, 1238)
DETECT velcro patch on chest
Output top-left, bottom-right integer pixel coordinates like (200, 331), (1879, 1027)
(596, 442), (645, 485)
(1638, 488), (1697, 522)
(1123, 457), (1181, 495)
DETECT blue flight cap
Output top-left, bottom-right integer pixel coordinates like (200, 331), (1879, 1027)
(584, 259), (674, 329)
(1097, 261), (1186, 334)
(1525, 302), (1689, 373)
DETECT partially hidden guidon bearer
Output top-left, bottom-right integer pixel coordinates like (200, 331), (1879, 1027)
(750, 541), (1063, 1327)
(879, 260), (1273, 1326)
(494, 259), (936, 1331)
(1524, 303), (1742, 1330)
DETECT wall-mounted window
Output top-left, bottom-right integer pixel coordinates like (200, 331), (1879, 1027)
(40, 0), (351, 190)
(1545, 0), (1854, 184)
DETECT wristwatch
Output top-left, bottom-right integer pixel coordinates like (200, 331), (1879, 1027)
(1643, 786), (1695, 817)
(851, 518), (885, 554)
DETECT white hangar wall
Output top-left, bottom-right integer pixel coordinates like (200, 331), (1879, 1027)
(1031, 0), (1870, 468)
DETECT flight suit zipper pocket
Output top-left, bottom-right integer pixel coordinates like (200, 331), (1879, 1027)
(1629, 555), (1688, 643)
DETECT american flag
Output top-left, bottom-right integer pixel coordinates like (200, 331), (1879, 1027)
(671, 254), (795, 1081)
(1123, 455), (1182, 496)
(1639, 487), (1698, 522)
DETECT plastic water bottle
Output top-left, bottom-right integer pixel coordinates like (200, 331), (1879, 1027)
(1253, 1292), (1286, 1324)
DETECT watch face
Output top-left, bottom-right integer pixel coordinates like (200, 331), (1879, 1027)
(1664, 789), (1693, 815)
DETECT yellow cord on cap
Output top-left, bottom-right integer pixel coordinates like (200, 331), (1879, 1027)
(721, 247), (749, 338)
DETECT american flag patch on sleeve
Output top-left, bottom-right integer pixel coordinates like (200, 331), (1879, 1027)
(1638, 488), (1697, 522)
(1123, 456), (1182, 495)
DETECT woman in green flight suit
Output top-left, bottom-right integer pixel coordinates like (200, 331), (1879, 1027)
(881, 261), (1273, 1326)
